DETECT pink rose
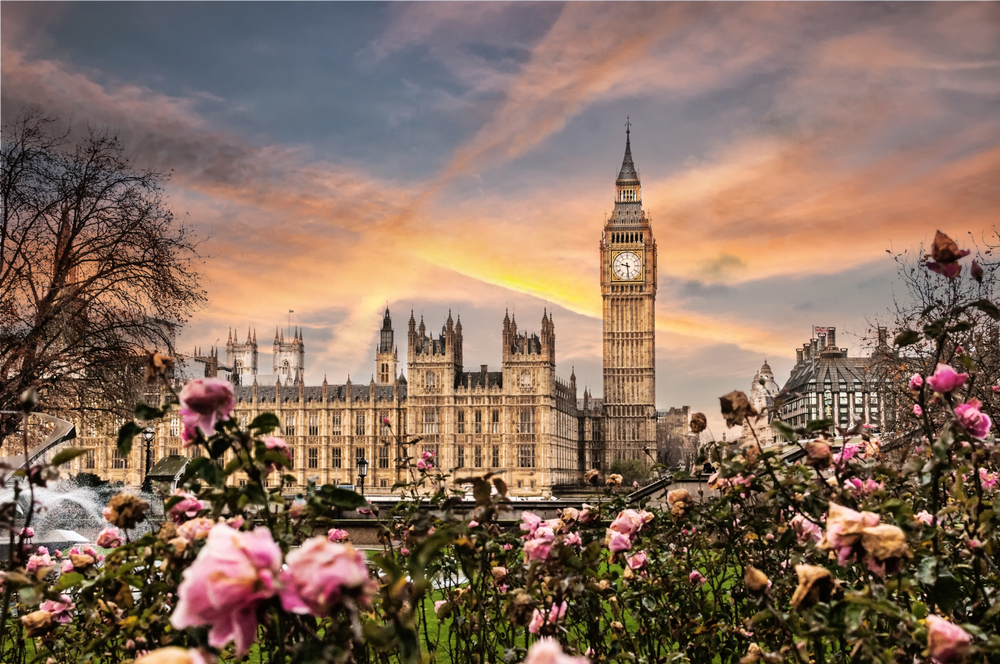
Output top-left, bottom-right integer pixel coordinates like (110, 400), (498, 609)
(327, 528), (350, 543)
(263, 436), (293, 473)
(913, 404), (923, 417)
(606, 530), (632, 553)
(955, 399), (991, 439)
(96, 527), (123, 549)
(579, 504), (597, 524)
(468, 520), (479, 528)
(399, 547), (409, 556)
(20, 527), (34, 538)
(909, 374), (924, 391)
(181, 420), (199, 447)
(178, 517), (215, 541)
(915, 510), (934, 526)
(609, 509), (645, 537)
(39, 595), (74, 623)
(25, 547), (53, 574)
(520, 512), (543, 536)
(689, 570), (707, 585)
(926, 615), (972, 663)
(421, 450), (434, 461)
(434, 599), (448, 614)
(416, 459), (430, 471)
(168, 491), (206, 524)
(288, 499), (306, 520)
(524, 637), (589, 664)
(279, 537), (372, 616)
(627, 551), (647, 570)
(524, 537), (553, 563)
(61, 559), (75, 574)
(979, 468), (998, 491)
(528, 600), (568, 634)
(563, 532), (583, 548)
(926, 364), (968, 395)
(171, 524), (282, 657)
(179, 378), (235, 438)
(790, 515), (822, 543)
(382, 416), (391, 427)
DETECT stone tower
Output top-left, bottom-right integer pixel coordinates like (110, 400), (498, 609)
(226, 328), (258, 381)
(273, 327), (305, 383)
(375, 307), (398, 384)
(600, 120), (658, 466)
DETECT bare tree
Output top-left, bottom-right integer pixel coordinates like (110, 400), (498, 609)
(864, 231), (1000, 448)
(0, 109), (205, 445)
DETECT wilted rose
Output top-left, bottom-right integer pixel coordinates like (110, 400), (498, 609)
(790, 564), (837, 610)
(104, 493), (150, 530)
(720, 391), (758, 428)
(860, 524), (911, 576)
(667, 489), (694, 517)
(606, 473), (623, 487)
(690, 412), (708, 434)
(21, 610), (53, 636)
(144, 351), (175, 384)
(134, 647), (212, 664)
(584, 469), (600, 485)
(926, 230), (971, 279)
(744, 566), (771, 593)
(803, 441), (832, 469)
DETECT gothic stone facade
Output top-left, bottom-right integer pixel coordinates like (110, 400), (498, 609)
(62, 129), (664, 494)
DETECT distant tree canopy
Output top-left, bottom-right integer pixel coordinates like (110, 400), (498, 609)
(0, 109), (205, 444)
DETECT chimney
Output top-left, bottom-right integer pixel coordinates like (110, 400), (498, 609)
(796, 348), (803, 364)
(827, 328), (836, 347)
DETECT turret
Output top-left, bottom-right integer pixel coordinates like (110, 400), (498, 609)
(376, 307), (398, 385)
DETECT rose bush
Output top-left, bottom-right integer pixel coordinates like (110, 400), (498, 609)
(1, 229), (998, 663)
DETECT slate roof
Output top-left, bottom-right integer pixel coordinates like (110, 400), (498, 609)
(234, 382), (406, 403)
(457, 370), (504, 390)
(782, 356), (873, 396)
(617, 131), (639, 183)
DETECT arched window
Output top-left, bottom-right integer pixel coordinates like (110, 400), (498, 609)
(520, 370), (532, 390)
(425, 372), (436, 389)
(282, 360), (290, 375)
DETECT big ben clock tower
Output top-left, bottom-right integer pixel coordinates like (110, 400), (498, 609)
(600, 120), (657, 467)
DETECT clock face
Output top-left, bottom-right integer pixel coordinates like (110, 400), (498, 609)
(613, 251), (642, 281)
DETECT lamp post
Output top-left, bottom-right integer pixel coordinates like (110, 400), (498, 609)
(141, 427), (155, 492)
(356, 454), (369, 496)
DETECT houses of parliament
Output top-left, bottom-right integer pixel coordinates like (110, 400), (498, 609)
(70, 128), (660, 496)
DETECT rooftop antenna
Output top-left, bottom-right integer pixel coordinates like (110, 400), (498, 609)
(288, 309), (294, 337)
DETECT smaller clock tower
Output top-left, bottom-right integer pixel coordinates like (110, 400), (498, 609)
(600, 119), (658, 468)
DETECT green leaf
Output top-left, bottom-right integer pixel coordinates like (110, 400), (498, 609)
(117, 422), (142, 457)
(54, 572), (84, 591)
(972, 298), (1000, 320)
(806, 419), (834, 434)
(923, 319), (947, 341)
(770, 420), (796, 441)
(50, 447), (90, 467)
(894, 329), (921, 347)
(249, 412), (280, 432)
(319, 486), (369, 509)
(260, 449), (292, 469)
(134, 402), (164, 421)
(932, 572), (963, 613)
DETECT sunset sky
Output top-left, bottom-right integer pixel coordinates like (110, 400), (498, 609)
(3, 2), (998, 436)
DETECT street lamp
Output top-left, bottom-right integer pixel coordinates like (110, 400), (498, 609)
(356, 454), (369, 496)
(141, 427), (155, 492)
